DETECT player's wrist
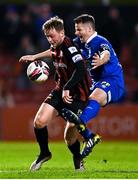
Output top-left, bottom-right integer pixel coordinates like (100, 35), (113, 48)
(100, 57), (105, 65)
(100, 51), (109, 65)
(33, 55), (38, 60)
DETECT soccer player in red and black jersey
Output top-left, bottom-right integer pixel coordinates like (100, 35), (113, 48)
(20, 16), (91, 171)
(50, 36), (90, 101)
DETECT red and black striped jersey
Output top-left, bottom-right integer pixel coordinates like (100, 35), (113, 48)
(51, 36), (91, 101)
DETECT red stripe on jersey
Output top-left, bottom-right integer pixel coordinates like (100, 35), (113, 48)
(64, 37), (72, 47)
(52, 36), (90, 101)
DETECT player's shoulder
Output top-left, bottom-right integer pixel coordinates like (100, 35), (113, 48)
(96, 34), (110, 44)
(63, 36), (74, 47)
(94, 34), (107, 42)
(91, 35), (111, 49)
(62, 36), (80, 54)
(73, 37), (80, 43)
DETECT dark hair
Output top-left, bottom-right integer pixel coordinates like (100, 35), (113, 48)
(42, 16), (64, 32)
(74, 14), (95, 29)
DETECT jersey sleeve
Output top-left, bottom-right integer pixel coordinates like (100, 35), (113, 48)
(62, 38), (86, 90)
(62, 38), (83, 63)
(99, 43), (110, 54)
(63, 60), (85, 90)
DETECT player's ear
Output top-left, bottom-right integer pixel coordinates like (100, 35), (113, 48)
(60, 30), (64, 36)
(88, 24), (92, 32)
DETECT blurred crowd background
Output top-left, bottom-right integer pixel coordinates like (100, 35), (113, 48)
(0, 1), (138, 108)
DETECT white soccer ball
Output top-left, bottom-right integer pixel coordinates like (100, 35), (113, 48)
(27, 60), (50, 83)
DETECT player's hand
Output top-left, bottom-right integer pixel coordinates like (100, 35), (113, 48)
(19, 55), (36, 63)
(92, 53), (102, 69)
(62, 90), (73, 104)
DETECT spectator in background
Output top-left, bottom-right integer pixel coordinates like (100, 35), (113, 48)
(17, 12), (37, 47)
(99, 6), (125, 57)
(131, 23), (138, 78)
(15, 35), (36, 90)
(31, 3), (54, 50)
(2, 5), (20, 52)
(0, 77), (15, 107)
(100, 0), (110, 6)
(129, 23), (138, 102)
(64, 1), (84, 38)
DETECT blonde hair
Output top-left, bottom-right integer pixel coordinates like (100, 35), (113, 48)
(42, 16), (64, 32)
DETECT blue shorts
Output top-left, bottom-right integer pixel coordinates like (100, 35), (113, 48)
(90, 78), (125, 104)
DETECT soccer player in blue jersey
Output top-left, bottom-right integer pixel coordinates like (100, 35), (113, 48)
(62, 14), (125, 159)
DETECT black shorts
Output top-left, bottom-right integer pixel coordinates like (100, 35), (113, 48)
(44, 89), (87, 116)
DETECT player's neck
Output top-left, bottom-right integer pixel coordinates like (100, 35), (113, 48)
(86, 31), (97, 44)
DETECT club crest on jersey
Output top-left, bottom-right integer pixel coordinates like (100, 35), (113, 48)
(101, 81), (110, 88)
(68, 46), (78, 54)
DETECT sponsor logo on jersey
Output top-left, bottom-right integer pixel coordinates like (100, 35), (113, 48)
(72, 54), (83, 63)
(68, 46), (78, 54)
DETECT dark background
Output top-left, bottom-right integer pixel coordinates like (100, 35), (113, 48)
(0, 1), (138, 107)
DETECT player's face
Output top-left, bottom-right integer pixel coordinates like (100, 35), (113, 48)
(44, 28), (64, 48)
(75, 22), (92, 43)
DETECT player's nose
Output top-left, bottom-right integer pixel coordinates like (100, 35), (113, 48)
(47, 37), (53, 44)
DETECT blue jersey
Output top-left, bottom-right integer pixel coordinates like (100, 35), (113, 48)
(74, 32), (125, 103)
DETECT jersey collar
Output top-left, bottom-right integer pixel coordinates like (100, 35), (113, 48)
(86, 31), (97, 44)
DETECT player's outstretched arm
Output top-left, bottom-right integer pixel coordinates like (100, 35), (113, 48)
(19, 49), (52, 63)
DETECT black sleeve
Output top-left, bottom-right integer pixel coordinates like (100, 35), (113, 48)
(99, 43), (110, 54)
(63, 60), (85, 90)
